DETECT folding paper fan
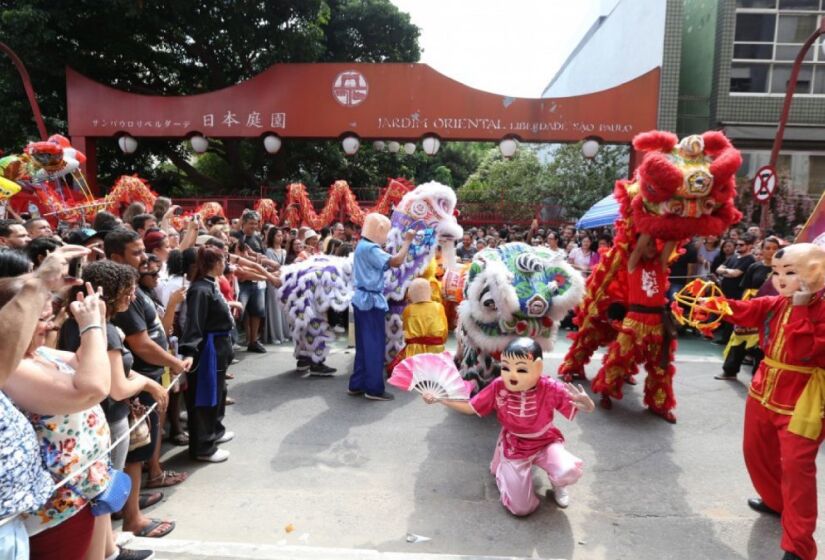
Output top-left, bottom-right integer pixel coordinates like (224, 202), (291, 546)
(389, 351), (473, 400)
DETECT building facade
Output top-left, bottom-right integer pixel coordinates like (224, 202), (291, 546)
(707, 0), (825, 195)
(545, 0), (825, 196)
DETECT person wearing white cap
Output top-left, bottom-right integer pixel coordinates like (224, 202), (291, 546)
(302, 229), (320, 256)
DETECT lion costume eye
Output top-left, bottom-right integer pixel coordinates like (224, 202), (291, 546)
(480, 286), (497, 311)
(516, 253), (544, 274)
(410, 200), (429, 218)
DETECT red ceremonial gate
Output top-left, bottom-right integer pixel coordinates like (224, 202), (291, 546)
(65, 63), (661, 194)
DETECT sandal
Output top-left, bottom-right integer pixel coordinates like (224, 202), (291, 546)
(139, 491), (163, 509)
(112, 492), (163, 520)
(169, 432), (189, 446)
(134, 518), (176, 538)
(145, 470), (189, 489)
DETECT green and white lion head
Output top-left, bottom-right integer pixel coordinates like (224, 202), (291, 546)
(458, 242), (585, 353)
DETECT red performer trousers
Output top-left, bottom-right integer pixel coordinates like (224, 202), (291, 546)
(590, 315), (676, 413)
(559, 318), (617, 381)
(743, 397), (824, 560)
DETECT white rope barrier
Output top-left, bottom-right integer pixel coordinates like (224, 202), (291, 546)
(0, 372), (184, 528)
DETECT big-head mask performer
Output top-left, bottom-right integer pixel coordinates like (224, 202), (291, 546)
(425, 337), (594, 515)
(716, 242), (825, 560)
(348, 213), (416, 401)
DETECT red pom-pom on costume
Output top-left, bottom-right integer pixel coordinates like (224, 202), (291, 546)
(632, 130), (678, 154)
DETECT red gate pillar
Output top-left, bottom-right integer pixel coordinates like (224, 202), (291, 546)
(70, 136), (99, 196)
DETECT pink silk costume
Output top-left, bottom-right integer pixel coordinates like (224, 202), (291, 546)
(469, 376), (584, 516)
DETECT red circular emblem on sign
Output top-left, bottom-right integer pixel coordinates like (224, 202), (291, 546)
(332, 70), (369, 107)
(752, 165), (777, 203)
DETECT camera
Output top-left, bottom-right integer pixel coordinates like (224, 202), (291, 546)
(173, 207), (184, 216)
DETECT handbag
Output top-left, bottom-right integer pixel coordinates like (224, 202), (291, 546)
(127, 398), (151, 452)
(90, 468), (132, 516)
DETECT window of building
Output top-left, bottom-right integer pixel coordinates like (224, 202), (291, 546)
(731, 63), (771, 91)
(737, 0), (777, 8)
(810, 155), (825, 194)
(770, 63), (814, 92)
(731, 3), (825, 95)
(780, 0), (821, 11)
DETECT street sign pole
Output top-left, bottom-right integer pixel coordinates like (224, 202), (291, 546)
(759, 20), (825, 230)
(753, 165), (777, 230)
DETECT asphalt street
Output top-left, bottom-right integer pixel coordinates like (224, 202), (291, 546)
(126, 332), (824, 560)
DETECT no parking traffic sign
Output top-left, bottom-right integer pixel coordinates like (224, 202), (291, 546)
(752, 165), (777, 202)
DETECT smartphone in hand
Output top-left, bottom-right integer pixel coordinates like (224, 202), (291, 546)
(66, 257), (83, 281)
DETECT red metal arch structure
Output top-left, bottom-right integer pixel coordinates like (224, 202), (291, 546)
(66, 63), (660, 194)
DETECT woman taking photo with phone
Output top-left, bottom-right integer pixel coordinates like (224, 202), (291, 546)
(2, 280), (111, 560)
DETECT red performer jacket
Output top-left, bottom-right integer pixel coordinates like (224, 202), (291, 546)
(725, 293), (825, 422)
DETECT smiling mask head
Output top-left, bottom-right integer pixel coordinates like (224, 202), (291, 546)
(499, 337), (543, 392)
(771, 243), (825, 297)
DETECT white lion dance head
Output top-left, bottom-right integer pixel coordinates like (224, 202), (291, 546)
(383, 181), (463, 301)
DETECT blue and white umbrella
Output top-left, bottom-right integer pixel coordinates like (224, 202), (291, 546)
(576, 194), (619, 229)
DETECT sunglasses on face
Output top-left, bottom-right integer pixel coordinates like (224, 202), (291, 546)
(140, 270), (160, 277)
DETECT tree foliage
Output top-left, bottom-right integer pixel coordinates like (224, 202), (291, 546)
(457, 143), (629, 220)
(0, 0), (488, 198)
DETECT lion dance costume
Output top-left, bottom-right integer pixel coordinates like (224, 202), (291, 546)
(456, 243), (585, 391)
(561, 130), (743, 420)
(278, 181), (463, 372)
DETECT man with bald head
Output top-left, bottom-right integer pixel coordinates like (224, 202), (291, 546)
(348, 213), (416, 401)
(718, 243), (825, 560)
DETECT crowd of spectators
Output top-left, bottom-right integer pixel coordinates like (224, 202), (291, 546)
(0, 197), (299, 559)
(0, 195), (809, 559)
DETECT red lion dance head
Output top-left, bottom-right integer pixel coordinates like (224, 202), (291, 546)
(622, 130), (743, 240)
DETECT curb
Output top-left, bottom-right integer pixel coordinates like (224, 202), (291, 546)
(134, 537), (564, 560)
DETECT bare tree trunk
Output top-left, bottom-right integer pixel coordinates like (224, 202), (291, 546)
(162, 148), (224, 193)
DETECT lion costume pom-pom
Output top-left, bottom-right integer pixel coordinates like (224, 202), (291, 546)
(628, 130), (743, 240)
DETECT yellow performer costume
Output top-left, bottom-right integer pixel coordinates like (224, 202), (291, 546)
(387, 278), (448, 372)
